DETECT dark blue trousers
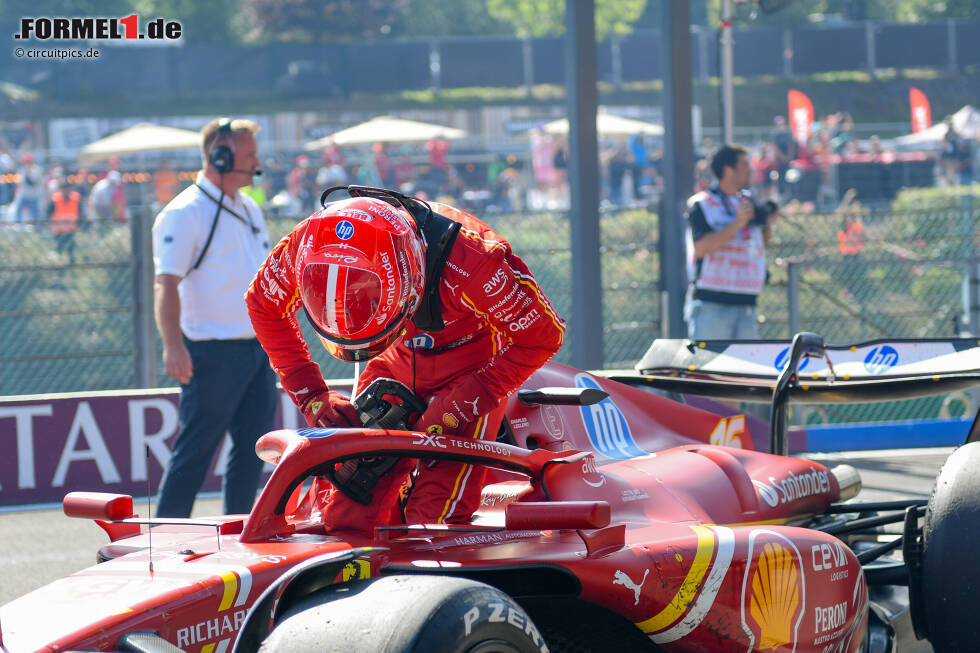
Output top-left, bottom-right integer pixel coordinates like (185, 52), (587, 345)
(156, 337), (277, 517)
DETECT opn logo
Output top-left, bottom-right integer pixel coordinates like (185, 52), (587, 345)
(574, 374), (646, 460)
(774, 347), (809, 373)
(863, 345), (898, 375)
(335, 220), (354, 240)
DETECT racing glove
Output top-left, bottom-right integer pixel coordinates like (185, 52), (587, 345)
(281, 361), (360, 428)
(302, 390), (360, 428)
(412, 375), (498, 436)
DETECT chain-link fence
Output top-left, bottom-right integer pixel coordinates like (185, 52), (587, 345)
(0, 218), (135, 396)
(3, 192), (980, 424)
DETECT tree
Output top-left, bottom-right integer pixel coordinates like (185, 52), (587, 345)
(136, 0), (247, 43)
(393, 0), (511, 37)
(485, 0), (648, 40)
(706, 0), (980, 27)
(245, 0), (410, 43)
(0, 0), (246, 43)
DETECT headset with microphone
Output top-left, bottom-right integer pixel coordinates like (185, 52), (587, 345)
(208, 118), (262, 177)
(189, 118), (262, 275)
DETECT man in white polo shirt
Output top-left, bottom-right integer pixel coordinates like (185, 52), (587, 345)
(151, 117), (276, 517)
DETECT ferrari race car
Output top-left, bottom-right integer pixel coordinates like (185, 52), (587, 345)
(1, 332), (978, 653)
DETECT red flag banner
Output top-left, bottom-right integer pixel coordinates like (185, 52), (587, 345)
(909, 87), (932, 133)
(787, 89), (814, 146)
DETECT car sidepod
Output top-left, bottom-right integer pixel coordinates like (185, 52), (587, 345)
(571, 524), (867, 653)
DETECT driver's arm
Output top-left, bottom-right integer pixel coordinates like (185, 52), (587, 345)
(245, 221), (358, 427)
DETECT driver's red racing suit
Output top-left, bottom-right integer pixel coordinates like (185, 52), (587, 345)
(246, 202), (565, 535)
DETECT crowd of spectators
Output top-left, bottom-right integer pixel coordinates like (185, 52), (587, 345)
(2, 112), (978, 252)
(0, 149), (131, 235)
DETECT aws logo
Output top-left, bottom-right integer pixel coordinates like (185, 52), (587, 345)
(863, 345), (898, 375)
(741, 531), (805, 652)
(575, 373), (646, 460)
(581, 455), (605, 488)
(482, 268), (508, 297)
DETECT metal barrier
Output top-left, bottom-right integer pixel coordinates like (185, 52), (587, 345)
(2, 196), (979, 426)
(0, 204), (658, 394)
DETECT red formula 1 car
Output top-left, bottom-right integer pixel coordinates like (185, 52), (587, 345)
(2, 333), (978, 652)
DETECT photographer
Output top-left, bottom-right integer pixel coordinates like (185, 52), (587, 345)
(684, 144), (779, 340)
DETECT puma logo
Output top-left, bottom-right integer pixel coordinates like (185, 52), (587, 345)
(443, 279), (459, 295)
(291, 387), (310, 401)
(613, 569), (649, 606)
(464, 397), (480, 416)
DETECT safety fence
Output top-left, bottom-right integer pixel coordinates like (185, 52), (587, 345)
(2, 191), (979, 423)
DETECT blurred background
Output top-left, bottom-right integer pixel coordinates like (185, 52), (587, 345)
(2, 0), (980, 427)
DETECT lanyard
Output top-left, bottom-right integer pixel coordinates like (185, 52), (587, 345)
(711, 186), (737, 218)
(194, 183), (259, 235)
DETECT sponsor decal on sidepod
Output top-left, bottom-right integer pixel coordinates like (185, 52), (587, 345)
(574, 374), (646, 460)
(753, 467), (831, 508)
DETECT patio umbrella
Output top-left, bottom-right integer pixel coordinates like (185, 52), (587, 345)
(892, 105), (980, 150)
(539, 113), (664, 137)
(304, 116), (466, 150)
(78, 123), (201, 165)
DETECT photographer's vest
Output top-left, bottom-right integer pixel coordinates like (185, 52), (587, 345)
(51, 191), (80, 235)
(838, 219), (864, 256)
(689, 188), (766, 304)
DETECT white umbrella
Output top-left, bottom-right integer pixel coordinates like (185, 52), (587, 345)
(892, 105), (980, 150)
(539, 113), (664, 137)
(304, 116), (466, 150)
(78, 123), (201, 165)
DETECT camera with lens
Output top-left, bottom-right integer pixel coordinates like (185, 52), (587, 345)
(752, 199), (779, 226)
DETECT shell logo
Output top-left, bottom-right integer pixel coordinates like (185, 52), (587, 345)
(442, 413), (459, 429)
(741, 531), (805, 652)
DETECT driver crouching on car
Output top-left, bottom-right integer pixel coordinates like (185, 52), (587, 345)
(245, 188), (565, 537)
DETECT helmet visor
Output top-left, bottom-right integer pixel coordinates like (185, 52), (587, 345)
(301, 262), (383, 337)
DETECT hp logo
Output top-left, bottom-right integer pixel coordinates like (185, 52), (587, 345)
(864, 345), (898, 375)
(774, 347), (809, 373)
(335, 220), (354, 240)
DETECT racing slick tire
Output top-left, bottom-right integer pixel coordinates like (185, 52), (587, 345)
(917, 441), (980, 652)
(259, 574), (548, 653)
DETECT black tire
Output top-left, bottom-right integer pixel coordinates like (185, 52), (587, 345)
(259, 575), (548, 653)
(919, 442), (980, 652)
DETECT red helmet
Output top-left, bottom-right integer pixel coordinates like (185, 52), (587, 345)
(297, 197), (425, 362)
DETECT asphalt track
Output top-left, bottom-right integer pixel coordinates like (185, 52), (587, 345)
(0, 447), (954, 619)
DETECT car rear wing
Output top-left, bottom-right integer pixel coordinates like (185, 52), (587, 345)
(608, 335), (980, 404)
(602, 333), (980, 457)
